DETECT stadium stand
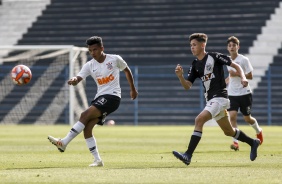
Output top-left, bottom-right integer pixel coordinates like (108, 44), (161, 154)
(16, 1), (281, 64)
(0, 0), (50, 47)
(0, 0), (282, 125)
(245, 1), (282, 125)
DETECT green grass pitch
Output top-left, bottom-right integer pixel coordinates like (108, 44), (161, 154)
(0, 125), (282, 184)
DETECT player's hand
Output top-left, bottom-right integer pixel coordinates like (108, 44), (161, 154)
(130, 89), (138, 100)
(68, 77), (79, 86)
(175, 64), (184, 77)
(241, 79), (248, 87)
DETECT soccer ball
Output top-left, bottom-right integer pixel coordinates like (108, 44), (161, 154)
(107, 120), (115, 126)
(10, 65), (32, 85)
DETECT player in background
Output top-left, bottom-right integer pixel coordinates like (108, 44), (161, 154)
(225, 36), (263, 151)
(48, 36), (138, 167)
(173, 33), (260, 166)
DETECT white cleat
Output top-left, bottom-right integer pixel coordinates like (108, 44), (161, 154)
(89, 159), (104, 167)
(47, 135), (66, 152)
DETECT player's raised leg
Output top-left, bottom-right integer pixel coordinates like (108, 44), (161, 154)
(48, 121), (85, 152)
(217, 115), (260, 161)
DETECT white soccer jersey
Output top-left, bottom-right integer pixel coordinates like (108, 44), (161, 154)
(227, 54), (253, 96)
(77, 54), (128, 99)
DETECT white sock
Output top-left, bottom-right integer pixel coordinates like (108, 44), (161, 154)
(61, 121), (85, 145)
(86, 137), (101, 161)
(250, 119), (262, 134)
(232, 137), (239, 143)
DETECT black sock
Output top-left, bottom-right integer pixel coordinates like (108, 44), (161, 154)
(234, 129), (254, 146)
(185, 130), (202, 156)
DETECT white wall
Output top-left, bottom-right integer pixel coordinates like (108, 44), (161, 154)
(246, 2), (282, 90)
(0, 0), (51, 57)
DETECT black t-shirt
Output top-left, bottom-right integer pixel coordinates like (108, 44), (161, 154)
(187, 52), (232, 101)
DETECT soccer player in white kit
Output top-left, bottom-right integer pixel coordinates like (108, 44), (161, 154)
(226, 36), (263, 151)
(48, 36), (138, 167)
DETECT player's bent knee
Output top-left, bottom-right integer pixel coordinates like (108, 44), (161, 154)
(194, 117), (205, 128)
(214, 109), (228, 121)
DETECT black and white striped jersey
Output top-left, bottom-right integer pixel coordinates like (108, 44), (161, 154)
(187, 52), (232, 101)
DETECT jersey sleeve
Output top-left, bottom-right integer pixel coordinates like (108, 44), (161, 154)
(243, 57), (253, 74)
(116, 55), (128, 71)
(77, 62), (91, 79)
(213, 52), (232, 66)
(186, 64), (197, 83)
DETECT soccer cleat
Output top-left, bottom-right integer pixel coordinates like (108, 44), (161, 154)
(172, 151), (191, 165)
(250, 139), (260, 161)
(230, 142), (239, 151)
(256, 130), (263, 145)
(89, 159), (104, 167)
(47, 135), (66, 152)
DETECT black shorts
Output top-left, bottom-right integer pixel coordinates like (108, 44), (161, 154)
(91, 95), (121, 125)
(227, 93), (252, 116)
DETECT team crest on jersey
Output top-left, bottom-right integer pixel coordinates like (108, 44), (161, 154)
(106, 62), (113, 70)
(206, 63), (212, 72)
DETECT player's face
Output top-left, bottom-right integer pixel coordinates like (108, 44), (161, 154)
(88, 44), (104, 60)
(227, 42), (239, 55)
(190, 39), (205, 57)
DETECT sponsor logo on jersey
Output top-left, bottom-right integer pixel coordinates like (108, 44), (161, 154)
(97, 74), (115, 85)
(201, 73), (215, 82)
(216, 54), (229, 64)
(219, 56), (229, 63)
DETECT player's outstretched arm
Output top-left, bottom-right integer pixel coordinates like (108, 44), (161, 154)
(123, 67), (138, 100)
(175, 64), (192, 90)
(68, 76), (83, 86)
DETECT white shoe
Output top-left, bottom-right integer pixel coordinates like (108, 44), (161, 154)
(89, 159), (104, 167)
(47, 135), (66, 152)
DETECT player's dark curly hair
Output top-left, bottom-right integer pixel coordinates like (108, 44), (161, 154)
(227, 36), (240, 45)
(189, 33), (208, 43)
(86, 36), (103, 47)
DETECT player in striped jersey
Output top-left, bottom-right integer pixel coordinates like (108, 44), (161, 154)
(172, 33), (260, 166)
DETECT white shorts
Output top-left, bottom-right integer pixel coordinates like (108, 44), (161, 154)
(204, 97), (230, 121)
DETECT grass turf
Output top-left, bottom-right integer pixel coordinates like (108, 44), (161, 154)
(0, 125), (281, 184)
